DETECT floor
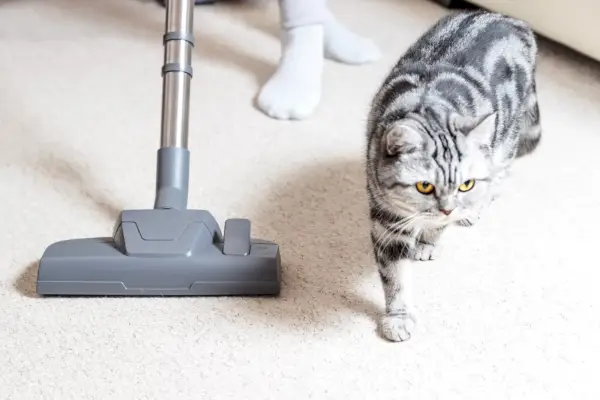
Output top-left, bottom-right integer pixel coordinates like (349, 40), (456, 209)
(1, 0), (599, 398)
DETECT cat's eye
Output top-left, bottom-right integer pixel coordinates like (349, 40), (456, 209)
(415, 181), (435, 195)
(459, 179), (475, 192)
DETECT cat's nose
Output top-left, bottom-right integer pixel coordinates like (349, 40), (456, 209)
(439, 208), (454, 215)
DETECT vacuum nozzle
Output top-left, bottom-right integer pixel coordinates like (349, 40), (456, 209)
(36, 209), (281, 296)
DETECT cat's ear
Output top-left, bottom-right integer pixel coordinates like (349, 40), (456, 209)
(455, 112), (497, 147)
(383, 122), (424, 156)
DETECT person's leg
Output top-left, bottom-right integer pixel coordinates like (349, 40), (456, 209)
(257, 0), (381, 120)
(323, 8), (381, 65)
(256, 0), (327, 120)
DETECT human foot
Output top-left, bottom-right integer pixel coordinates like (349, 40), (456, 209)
(323, 17), (381, 65)
(257, 25), (324, 120)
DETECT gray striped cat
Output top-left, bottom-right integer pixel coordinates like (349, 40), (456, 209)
(365, 11), (541, 342)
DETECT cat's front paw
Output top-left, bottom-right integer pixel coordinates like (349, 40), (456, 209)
(379, 311), (417, 342)
(412, 242), (441, 261)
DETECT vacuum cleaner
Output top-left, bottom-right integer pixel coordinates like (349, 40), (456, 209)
(35, 0), (282, 296)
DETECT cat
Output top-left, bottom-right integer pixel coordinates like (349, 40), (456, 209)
(365, 10), (541, 342)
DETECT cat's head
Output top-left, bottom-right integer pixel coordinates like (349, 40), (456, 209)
(375, 112), (497, 228)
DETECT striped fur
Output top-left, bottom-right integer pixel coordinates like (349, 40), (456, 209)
(365, 11), (541, 342)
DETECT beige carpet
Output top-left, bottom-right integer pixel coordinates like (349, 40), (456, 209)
(2, 0), (599, 398)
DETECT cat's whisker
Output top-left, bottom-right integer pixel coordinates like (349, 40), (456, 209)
(388, 214), (418, 231)
(377, 219), (412, 249)
(376, 214), (420, 249)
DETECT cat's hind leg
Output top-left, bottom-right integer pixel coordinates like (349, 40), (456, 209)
(516, 81), (542, 157)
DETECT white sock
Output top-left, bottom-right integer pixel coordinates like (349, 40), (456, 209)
(323, 16), (381, 65)
(257, 25), (324, 120)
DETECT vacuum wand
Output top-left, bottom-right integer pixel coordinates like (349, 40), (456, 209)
(154, 0), (195, 210)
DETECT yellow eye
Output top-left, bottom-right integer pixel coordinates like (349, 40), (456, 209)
(459, 179), (475, 192)
(415, 181), (435, 195)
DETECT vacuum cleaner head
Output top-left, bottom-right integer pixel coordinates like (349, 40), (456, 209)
(36, 209), (281, 296)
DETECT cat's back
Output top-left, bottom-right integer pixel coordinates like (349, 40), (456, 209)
(367, 11), (537, 134)
(402, 10), (537, 68)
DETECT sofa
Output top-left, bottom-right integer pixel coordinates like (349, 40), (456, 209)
(438, 0), (600, 62)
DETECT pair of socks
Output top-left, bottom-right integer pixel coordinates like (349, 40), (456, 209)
(257, 2), (381, 120)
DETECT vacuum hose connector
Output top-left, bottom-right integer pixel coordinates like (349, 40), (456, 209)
(155, 0), (195, 210)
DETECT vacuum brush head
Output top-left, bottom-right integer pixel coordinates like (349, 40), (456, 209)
(36, 209), (281, 296)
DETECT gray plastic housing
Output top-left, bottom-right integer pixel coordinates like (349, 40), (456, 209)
(154, 147), (190, 210)
(36, 208), (281, 296)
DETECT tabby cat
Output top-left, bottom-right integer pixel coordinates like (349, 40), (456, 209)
(365, 10), (541, 342)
